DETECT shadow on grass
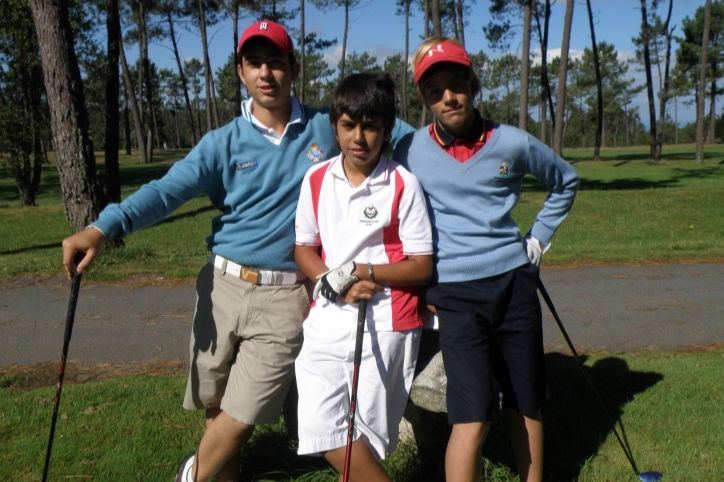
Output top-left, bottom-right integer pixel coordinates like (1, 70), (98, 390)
(392, 352), (663, 482)
(522, 165), (723, 192)
(239, 424), (334, 482)
(545, 353), (664, 480)
(0, 241), (61, 256)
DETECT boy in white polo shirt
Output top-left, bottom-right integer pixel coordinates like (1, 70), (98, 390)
(294, 73), (433, 481)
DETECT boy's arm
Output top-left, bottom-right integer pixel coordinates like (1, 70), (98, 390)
(525, 135), (580, 247)
(340, 255), (431, 304)
(294, 245), (330, 280)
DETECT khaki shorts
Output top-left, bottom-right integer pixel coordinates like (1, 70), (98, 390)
(183, 262), (310, 425)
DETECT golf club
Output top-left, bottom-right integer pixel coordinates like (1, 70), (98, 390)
(342, 298), (368, 482)
(536, 277), (663, 482)
(42, 254), (84, 482)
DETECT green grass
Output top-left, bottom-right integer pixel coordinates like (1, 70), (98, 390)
(2, 350), (722, 480)
(1, 144), (724, 281)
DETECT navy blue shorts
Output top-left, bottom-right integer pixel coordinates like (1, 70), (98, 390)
(427, 263), (547, 424)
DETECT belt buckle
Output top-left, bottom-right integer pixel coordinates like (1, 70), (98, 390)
(239, 266), (260, 284)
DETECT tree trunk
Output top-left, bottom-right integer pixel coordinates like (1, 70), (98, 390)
(455, 0), (465, 47)
(134, 2), (143, 141)
(696, 0), (712, 164)
(519, 0), (531, 131)
(613, 117), (618, 148)
(533, 1), (555, 133)
(152, 103), (161, 149)
(654, 0), (674, 161)
(420, 0), (430, 127)
(105, 0), (121, 203)
(298, 0), (305, 104)
(553, 0), (574, 156)
(119, 32), (147, 163)
(674, 96), (678, 145)
(167, 12), (197, 147)
(340, 0), (349, 80)
(431, 0), (441, 36)
(543, 1), (554, 127)
(174, 100), (181, 147)
(233, 2), (242, 116)
(29, 0), (107, 231)
(123, 87), (131, 154)
(586, 0), (603, 161)
(10, 149), (36, 207)
(539, 94), (546, 141)
(198, 0), (218, 131)
(139, 0), (155, 163)
(402, 0), (410, 122)
(625, 99), (631, 147)
(707, 80), (716, 144)
(210, 72), (220, 127)
(639, 0), (657, 160)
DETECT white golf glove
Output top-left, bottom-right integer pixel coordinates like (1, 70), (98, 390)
(313, 261), (359, 302)
(524, 234), (548, 267)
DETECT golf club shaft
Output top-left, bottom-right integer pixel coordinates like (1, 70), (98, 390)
(536, 277), (640, 475)
(343, 298), (368, 482)
(42, 268), (83, 482)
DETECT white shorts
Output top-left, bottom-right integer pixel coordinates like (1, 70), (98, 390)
(295, 314), (421, 459)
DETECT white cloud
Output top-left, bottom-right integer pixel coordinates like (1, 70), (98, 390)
(323, 45), (344, 68)
(182, 56), (202, 65)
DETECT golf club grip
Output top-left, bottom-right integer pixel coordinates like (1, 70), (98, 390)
(536, 277), (640, 475)
(353, 299), (367, 366)
(64, 273), (82, 343)
(342, 299), (368, 482)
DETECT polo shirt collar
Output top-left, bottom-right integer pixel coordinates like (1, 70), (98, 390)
(328, 153), (391, 187)
(433, 109), (484, 146)
(241, 96), (305, 139)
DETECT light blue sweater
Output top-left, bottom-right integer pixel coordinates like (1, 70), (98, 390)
(93, 106), (413, 271)
(393, 122), (579, 282)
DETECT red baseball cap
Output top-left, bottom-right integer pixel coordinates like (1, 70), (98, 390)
(414, 41), (471, 83)
(237, 20), (295, 61)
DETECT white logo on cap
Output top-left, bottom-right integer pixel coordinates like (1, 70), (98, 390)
(428, 44), (445, 57)
(260, 22), (268, 30)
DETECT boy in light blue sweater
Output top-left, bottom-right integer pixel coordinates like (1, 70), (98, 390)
(61, 20), (412, 482)
(393, 37), (579, 482)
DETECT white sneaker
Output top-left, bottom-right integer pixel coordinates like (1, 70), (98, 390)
(174, 453), (195, 482)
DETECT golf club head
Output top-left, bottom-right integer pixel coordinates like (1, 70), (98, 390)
(638, 471), (663, 482)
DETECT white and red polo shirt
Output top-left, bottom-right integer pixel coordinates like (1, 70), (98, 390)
(295, 154), (433, 332)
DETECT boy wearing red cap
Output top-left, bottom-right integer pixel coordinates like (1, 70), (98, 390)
(60, 20), (412, 482)
(393, 38), (579, 482)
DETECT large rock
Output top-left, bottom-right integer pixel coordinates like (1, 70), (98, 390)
(409, 351), (447, 413)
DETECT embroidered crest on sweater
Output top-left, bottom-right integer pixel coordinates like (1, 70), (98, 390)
(307, 144), (323, 162)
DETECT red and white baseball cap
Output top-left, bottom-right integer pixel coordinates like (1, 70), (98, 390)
(414, 41), (471, 83)
(237, 20), (295, 61)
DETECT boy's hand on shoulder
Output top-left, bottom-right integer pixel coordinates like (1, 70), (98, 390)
(340, 280), (384, 304)
(313, 261), (360, 302)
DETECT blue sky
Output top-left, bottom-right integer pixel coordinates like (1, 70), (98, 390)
(136, 0), (705, 127)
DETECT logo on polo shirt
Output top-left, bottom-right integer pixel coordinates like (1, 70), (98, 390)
(306, 144), (323, 163)
(363, 205), (378, 219)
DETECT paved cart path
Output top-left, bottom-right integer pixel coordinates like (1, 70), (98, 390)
(1, 263), (723, 367)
